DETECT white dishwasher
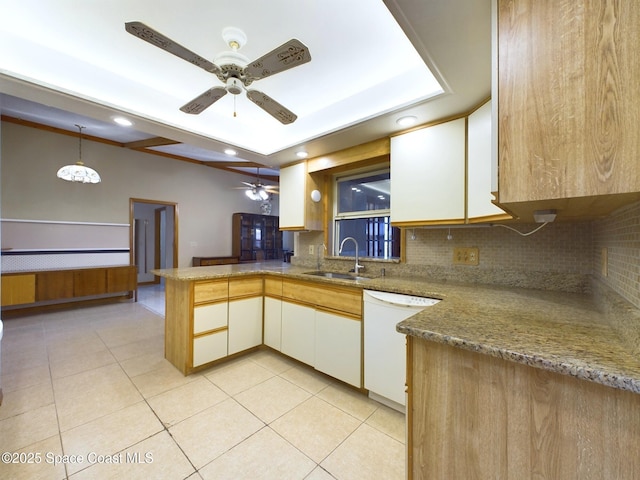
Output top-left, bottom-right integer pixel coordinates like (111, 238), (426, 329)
(364, 289), (440, 411)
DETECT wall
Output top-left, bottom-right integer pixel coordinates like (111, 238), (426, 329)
(1, 121), (279, 268)
(593, 201), (640, 309)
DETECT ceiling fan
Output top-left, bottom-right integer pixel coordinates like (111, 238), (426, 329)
(239, 168), (279, 201)
(125, 21), (311, 124)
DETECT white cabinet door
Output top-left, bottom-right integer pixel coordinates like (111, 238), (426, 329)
(279, 162), (306, 229)
(391, 118), (466, 224)
(467, 100), (508, 221)
(264, 297), (282, 351)
(193, 331), (227, 367)
(228, 297), (263, 355)
(315, 310), (362, 388)
(281, 301), (315, 366)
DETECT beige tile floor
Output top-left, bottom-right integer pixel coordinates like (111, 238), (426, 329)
(0, 285), (405, 479)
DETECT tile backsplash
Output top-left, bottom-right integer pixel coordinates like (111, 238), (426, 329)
(593, 200), (640, 309)
(294, 200), (640, 305)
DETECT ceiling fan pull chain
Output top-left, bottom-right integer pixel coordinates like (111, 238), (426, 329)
(233, 95), (237, 118)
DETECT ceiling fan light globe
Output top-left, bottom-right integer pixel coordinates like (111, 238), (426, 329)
(258, 188), (269, 200)
(226, 77), (244, 95)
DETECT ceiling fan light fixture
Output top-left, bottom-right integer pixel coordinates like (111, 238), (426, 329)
(226, 77), (244, 95)
(56, 124), (101, 184)
(245, 186), (269, 201)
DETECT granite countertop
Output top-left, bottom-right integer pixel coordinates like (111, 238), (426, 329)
(152, 261), (640, 394)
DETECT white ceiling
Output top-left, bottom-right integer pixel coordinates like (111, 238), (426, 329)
(0, 0), (491, 177)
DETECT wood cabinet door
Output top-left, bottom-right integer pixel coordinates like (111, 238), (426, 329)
(467, 100), (510, 222)
(279, 162), (307, 229)
(36, 271), (74, 301)
(281, 301), (315, 366)
(1, 274), (36, 306)
(391, 118), (466, 225)
(315, 309), (362, 388)
(497, 0), (640, 203)
(73, 268), (107, 297)
(228, 297), (263, 355)
(263, 297), (282, 351)
(106, 266), (136, 293)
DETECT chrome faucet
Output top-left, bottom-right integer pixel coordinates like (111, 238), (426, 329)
(339, 237), (364, 275)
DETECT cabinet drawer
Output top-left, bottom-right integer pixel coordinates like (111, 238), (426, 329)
(194, 302), (227, 334)
(228, 276), (263, 299)
(264, 276), (283, 298)
(282, 279), (362, 317)
(194, 279), (228, 304)
(193, 330), (228, 367)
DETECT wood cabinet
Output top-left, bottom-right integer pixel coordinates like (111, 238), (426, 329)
(192, 256), (239, 266)
(391, 109), (510, 226)
(280, 277), (363, 388)
(467, 100), (511, 222)
(190, 279), (229, 370)
(165, 276), (264, 374)
(391, 118), (467, 226)
(163, 272), (363, 387)
(232, 213), (282, 262)
(228, 276), (263, 355)
(107, 266), (137, 293)
(496, 0), (640, 221)
(1, 266), (136, 308)
(263, 276), (283, 350)
(73, 268), (107, 297)
(193, 301), (228, 367)
(406, 337), (640, 479)
(315, 309), (362, 387)
(279, 162), (323, 231)
(1, 273), (36, 306)
(36, 271), (74, 301)
(281, 301), (316, 366)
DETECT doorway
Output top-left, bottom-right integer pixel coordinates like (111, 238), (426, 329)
(130, 198), (178, 285)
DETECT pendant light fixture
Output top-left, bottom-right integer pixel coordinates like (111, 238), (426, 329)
(56, 124), (101, 184)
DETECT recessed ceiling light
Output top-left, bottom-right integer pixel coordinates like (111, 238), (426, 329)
(224, 148), (237, 156)
(296, 151), (308, 158)
(112, 116), (133, 127)
(396, 115), (418, 127)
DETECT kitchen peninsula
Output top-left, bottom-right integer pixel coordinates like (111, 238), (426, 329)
(153, 261), (640, 478)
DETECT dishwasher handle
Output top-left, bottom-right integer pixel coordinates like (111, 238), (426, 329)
(363, 289), (441, 308)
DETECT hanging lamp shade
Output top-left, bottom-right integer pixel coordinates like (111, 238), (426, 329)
(57, 124), (101, 184)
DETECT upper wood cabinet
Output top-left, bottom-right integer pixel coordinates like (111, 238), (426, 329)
(390, 117), (467, 226)
(496, 0), (640, 220)
(468, 100), (511, 223)
(279, 162), (323, 231)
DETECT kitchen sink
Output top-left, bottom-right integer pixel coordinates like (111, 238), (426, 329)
(303, 271), (370, 282)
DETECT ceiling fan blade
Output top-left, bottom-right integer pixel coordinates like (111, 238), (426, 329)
(246, 90), (297, 125)
(241, 181), (256, 188)
(125, 21), (221, 75)
(244, 39), (311, 80)
(180, 87), (227, 114)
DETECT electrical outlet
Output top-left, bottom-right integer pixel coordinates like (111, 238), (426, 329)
(453, 247), (479, 266)
(308, 244), (314, 255)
